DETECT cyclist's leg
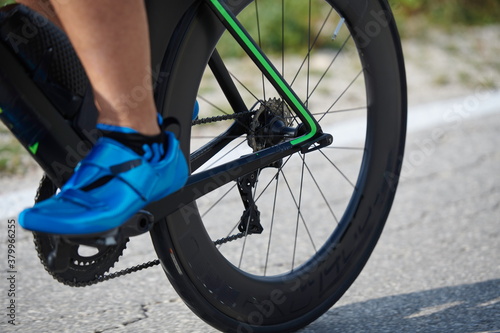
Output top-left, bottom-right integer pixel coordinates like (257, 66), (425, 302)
(49, 0), (159, 135)
(18, 0), (189, 235)
(11, 1), (161, 138)
(15, 0), (62, 28)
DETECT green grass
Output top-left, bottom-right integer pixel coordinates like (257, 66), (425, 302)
(216, 0), (343, 57)
(0, 146), (22, 173)
(0, 123), (32, 175)
(0, 139), (29, 174)
(390, 0), (500, 27)
(0, 0), (16, 7)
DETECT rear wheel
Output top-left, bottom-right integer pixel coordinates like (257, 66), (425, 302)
(151, 0), (406, 331)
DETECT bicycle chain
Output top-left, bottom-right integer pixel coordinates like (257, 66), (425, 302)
(214, 232), (247, 246)
(192, 109), (255, 125)
(33, 110), (256, 287)
(68, 259), (162, 287)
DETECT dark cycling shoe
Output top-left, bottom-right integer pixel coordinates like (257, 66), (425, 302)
(19, 131), (188, 235)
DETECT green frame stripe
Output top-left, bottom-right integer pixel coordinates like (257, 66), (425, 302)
(209, 0), (318, 145)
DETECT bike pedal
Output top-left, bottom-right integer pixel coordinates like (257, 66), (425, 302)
(63, 210), (156, 247)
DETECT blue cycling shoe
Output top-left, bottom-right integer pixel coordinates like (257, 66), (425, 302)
(193, 100), (199, 120)
(19, 131), (188, 235)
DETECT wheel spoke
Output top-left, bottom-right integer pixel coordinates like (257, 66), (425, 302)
(324, 146), (365, 151)
(291, 154), (305, 270)
(229, 71), (262, 103)
(198, 95), (231, 115)
(281, 0), (285, 77)
(305, 35), (352, 105)
(203, 138), (247, 170)
(306, 0), (312, 107)
(278, 161), (317, 271)
(319, 149), (356, 188)
(263, 172), (280, 276)
(201, 182), (238, 218)
(309, 106), (366, 117)
(290, 8), (334, 87)
(318, 69), (363, 123)
(254, 0), (267, 102)
(209, 50), (250, 115)
(301, 154), (339, 224)
(254, 154), (294, 203)
(238, 213), (252, 268)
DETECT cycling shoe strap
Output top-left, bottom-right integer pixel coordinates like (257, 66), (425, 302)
(58, 188), (106, 209)
(63, 138), (157, 201)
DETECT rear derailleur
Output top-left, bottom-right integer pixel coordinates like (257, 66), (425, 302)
(237, 170), (263, 235)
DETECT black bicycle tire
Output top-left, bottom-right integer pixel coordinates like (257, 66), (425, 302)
(150, 0), (406, 331)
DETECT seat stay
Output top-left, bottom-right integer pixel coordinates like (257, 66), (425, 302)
(206, 0), (323, 145)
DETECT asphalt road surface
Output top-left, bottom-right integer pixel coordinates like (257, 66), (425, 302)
(0, 93), (499, 332)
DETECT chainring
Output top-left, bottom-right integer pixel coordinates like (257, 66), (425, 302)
(32, 175), (129, 286)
